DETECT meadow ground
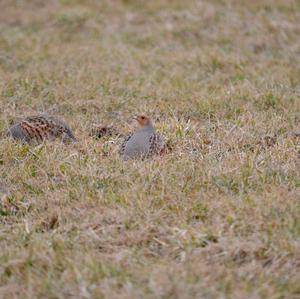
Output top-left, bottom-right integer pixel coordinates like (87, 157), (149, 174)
(0, 0), (300, 298)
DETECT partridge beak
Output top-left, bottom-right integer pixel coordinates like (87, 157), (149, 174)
(132, 115), (138, 121)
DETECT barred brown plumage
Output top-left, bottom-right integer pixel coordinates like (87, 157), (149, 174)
(7, 114), (77, 144)
(119, 114), (166, 160)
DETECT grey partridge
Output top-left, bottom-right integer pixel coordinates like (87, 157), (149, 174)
(7, 114), (77, 144)
(119, 114), (166, 160)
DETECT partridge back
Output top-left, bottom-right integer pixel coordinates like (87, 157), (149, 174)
(7, 114), (77, 144)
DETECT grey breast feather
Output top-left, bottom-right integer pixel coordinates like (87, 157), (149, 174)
(122, 130), (153, 158)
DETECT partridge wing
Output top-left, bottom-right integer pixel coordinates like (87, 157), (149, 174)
(149, 133), (166, 156)
(119, 134), (133, 156)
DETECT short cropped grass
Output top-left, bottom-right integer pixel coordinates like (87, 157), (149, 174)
(0, 0), (299, 298)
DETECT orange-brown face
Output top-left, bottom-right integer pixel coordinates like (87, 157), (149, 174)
(134, 114), (151, 127)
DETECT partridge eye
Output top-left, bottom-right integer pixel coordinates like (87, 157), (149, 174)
(141, 116), (145, 119)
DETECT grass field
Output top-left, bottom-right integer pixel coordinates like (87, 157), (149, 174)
(0, 0), (300, 298)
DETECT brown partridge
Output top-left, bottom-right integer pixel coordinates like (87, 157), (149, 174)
(7, 114), (77, 144)
(119, 114), (166, 160)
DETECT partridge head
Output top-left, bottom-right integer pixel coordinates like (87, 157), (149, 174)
(134, 114), (152, 127)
